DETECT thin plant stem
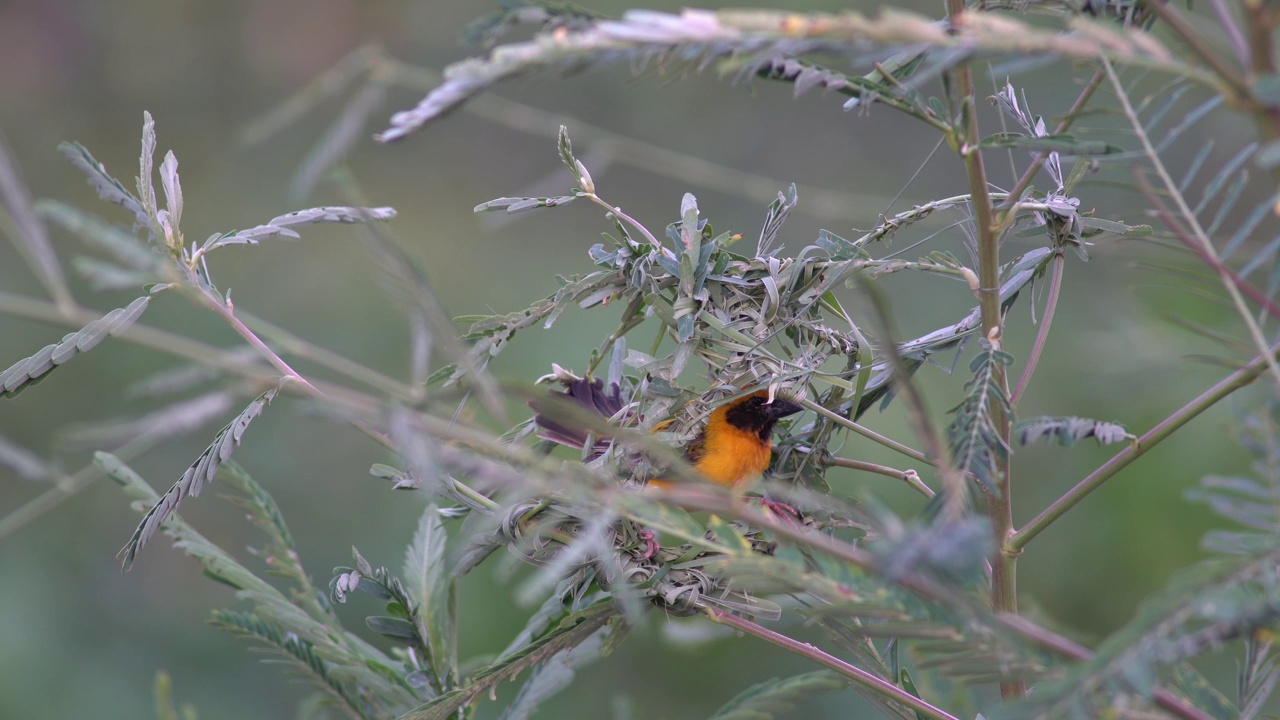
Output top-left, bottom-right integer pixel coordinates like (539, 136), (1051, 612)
(1135, 172), (1280, 320)
(1011, 250), (1065, 405)
(664, 488), (1215, 720)
(944, 0), (1019, 699)
(1105, 58), (1280, 388)
(0, 435), (158, 541)
(1139, 0), (1250, 103)
(1205, 0), (1248, 67)
(798, 397), (928, 464)
(182, 282), (320, 395)
(993, 615), (1215, 720)
(705, 608), (960, 720)
(0, 135), (76, 316)
(1240, 0), (1280, 160)
(236, 308), (413, 397)
(1011, 338), (1280, 551)
(826, 455), (935, 498)
(855, 281), (964, 514)
(376, 55), (873, 222)
(0, 290), (499, 516)
(0, 290), (271, 382)
(584, 193), (662, 250)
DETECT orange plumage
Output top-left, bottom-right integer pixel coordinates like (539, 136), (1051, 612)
(532, 381), (802, 487)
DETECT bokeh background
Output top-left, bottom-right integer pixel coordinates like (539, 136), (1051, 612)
(0, 0), (1264, 718)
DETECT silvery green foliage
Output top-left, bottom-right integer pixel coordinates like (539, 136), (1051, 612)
(0, 295), (153, 398)
(120, 385), (281, 570)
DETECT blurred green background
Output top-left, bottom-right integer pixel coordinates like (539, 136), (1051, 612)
(0, 1), (1264, 718)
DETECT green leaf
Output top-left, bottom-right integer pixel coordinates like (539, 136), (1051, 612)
(706, 515), (753, 555)
(397, 601), (616, 720)
(709, 670), (846, 720)
(138, 111), (159, 221)
(945, 341), (1014, 495)
(978, 132), (1123, 155)
(119, 384), (282, 570)
(403, 503), (455, 683)
(1014, 416), (1133, 447)
(108, 453), (415, 715)
(201, 206), (397, 253)
(473, 195), (577, 213)
(0, 295), (153, 399)
(58, 141), (152, 231)
(495, 630), (603, 720)
(1077, 216), (1152, 236)
(367, 616), (419, 640)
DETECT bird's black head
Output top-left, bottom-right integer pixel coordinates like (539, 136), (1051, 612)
(722, 391), (804, 441)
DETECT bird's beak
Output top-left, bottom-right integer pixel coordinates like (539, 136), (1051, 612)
(766, 397), (804, 420)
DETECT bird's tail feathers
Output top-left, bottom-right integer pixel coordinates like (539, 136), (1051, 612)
(529, 377), (624, 455)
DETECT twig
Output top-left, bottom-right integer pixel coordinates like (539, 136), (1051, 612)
(236, 308), (413, 397)
(854, 280), (964, 515)
(994, 614), (1215, 720)
(666, 487), (1215, 720)
(1134, 171), (1280, 319)
(1139, 0), (1250, 104)
(705, 608), (960, 720)
(945, 0), (1019, 698)
(0, 435), (158, 541)
(826, 455), (935, 498)
(182, 282), (320, 396)
(799, 397), (929, 464)
(1011, 250), (1065, 405)
(1205, 0), (1248, 68)
(1011, 338), (1280, 551)
(1105, 57), (1280, 388)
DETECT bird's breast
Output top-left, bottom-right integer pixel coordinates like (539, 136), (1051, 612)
(692, 430), (773, 486)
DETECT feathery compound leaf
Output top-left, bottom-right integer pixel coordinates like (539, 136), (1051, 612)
(376, 8), (1199, 143)
(36, 199), (161, 270)
(0, 295), (153, 399)
(1239, 637), (1278, 720)
(1014, 416), (1133, 447)
(403, 503), (448, 612)
(1000, 551), (1280, 719)
(209, 610), (370, 718)
(473, 195), (577, 214)
(397, 601), (616, 720)
(218, 461), (334, 623)
(495, 631), (603, 720)
(200, 206), (397, 253)
(462, 2), (604, 47)
(120, 385), (282, 570)
(58, 390), (235, 449)
(105, 452), (416, 715)
(945, 341), (1013, 495)
(403, 503), (455, 687)
(977, 132), (1123, 156)
(709, 670), (847, 720)
(0, 433), (49, 481)
(289, 80), (388, 202)
(57, 141), (152, 231)
(756, 184), (797, 257)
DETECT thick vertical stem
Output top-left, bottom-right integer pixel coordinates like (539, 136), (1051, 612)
(1242, 1), (1280, 154)
(945, 0), (1021, 699)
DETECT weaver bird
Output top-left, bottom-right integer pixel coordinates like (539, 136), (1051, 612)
(532, 378), (803, 489)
